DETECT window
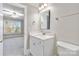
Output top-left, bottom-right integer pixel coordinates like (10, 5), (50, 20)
(3, 20), (23, 35)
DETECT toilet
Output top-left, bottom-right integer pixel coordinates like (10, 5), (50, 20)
(57, 41), (79, 56)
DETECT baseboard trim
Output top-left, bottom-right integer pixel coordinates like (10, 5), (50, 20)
(24, 49), (30, 56)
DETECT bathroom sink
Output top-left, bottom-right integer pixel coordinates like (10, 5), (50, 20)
(31, 33), (54, 40)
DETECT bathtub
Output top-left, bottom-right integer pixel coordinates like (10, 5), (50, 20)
(57, 41), (79, 56)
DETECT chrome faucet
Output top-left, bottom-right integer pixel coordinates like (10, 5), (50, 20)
(41, 30), (46, 35)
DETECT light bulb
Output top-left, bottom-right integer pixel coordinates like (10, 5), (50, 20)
(41, 5), (44, 9)
(39, 5), (44, 10)
(44, 3), (48, 7)
(39, 7), (41, 10)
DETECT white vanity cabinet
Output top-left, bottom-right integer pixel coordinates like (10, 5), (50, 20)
(30, 34), (56, 56)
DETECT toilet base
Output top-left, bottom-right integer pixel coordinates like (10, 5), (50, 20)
(57, 46), (78, 56)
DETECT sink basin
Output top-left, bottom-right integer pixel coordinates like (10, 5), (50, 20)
(31, 33), (54, 40)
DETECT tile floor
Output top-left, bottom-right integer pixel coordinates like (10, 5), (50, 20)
(3, 37), (24, 56)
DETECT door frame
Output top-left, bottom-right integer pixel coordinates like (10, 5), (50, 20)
(8, 3), (28, 56)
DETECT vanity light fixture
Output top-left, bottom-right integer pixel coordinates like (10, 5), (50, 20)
(39, 5), (44, 10)
(39, 3), (48, 10)
(44, 3), (48, 7)
(41, 5), (44, 9)
(39, 7), (41, 10)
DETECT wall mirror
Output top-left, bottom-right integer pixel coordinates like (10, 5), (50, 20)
(40, 10), (50, 31)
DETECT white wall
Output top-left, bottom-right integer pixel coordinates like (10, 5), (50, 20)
(27, 5), (40, 33)
(0, 3), (3, 56)
(26, 3), (79, 46)
(27, 4), (56, 34)
(26, 5), (40, 55)
(0, 3), (3, 42)
(53, 3), (79, 45)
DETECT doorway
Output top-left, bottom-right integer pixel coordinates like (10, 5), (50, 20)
(3, 3), (25, 56)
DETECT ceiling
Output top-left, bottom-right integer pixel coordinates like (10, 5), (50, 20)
(22, 3), (79, 8)
(3, 3), (24, 14)
(22, 3), (46, 9)
(3, 3), (24, 20)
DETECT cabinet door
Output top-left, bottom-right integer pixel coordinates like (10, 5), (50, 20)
(35, 38), (43, 56)
(44, 38), (55, 56)
(30, 36), (43, 56)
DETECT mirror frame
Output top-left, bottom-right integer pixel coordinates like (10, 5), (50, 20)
(40, 9), (50, 31)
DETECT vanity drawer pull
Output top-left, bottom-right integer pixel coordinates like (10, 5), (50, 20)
(39, 41), (41, 44)
(37, 41), (42, 45)
(33, 43), (35, 45)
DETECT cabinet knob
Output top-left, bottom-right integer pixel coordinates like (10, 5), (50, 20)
(33, 43), (35, 45)
(39, 41), (41, 44)
(38, 41), (41, 45)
